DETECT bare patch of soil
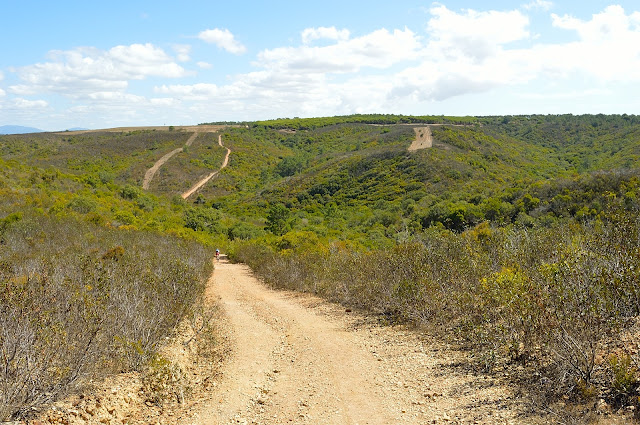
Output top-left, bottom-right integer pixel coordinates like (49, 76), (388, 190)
(408, 126), (433, 151)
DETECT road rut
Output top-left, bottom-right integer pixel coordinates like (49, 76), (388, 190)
(181, 260), (526, 425)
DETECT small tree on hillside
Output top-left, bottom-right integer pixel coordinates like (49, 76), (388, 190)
(266, 203), (290, 236)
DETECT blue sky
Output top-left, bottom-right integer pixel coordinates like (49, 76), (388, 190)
(1, 1), (639, 130)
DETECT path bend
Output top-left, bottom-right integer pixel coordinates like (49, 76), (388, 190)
(142, 131), (199, 190)
(181, 135), (230, 199)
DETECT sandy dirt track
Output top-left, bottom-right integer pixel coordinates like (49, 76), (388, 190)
(181, 135), (230, 199)
(180, 260), (531, 425)
(142, 132), (200, 190)
(408, 126), (433, 151)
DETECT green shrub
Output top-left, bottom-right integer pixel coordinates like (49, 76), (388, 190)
(66, 196), (97, 213)
(608, 352), (638, 405)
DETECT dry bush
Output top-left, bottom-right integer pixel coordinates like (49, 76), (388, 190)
(0, 213), (212, 420)
(234, 215), (640, 405)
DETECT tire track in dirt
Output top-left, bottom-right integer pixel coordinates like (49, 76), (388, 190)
(142, 132), (199, 190)
(181, 135), (230, 200)
(180, 260), (530, 425)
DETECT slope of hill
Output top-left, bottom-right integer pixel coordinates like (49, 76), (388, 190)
(187, 115), (640, 246)
(3, 114), (640, 422)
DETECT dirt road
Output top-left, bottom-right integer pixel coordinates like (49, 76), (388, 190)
(408, 126), (433, 151)
(181, 135), (230, 199)
(181, 260), (529, 425)
(142, 132), (199, 190)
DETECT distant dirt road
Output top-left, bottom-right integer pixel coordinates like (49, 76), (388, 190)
(408, 126), (433, 151)
(142, 132), (199, 190)
(181, 135), (230, 199)
(180, 260), (526, 425)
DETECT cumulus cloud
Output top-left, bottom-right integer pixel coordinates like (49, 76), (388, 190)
(198, 28), (247, 55)
(427, 5), (530, 62)
(14, 98), (48, 108)
(9, 4), (640, 128)
(385, 4), (640, 103)
(150, 97), (178, 106)
(10, 43), (187, 99)
(256, 28), (421, 74)
(543, 5), (640, 81)
(552, 5), (640, 42)
(155, 83), (219, 101)
(522, 0), (553, 11)
(301, 26), (350, 44)
(194, 4), (640, 115)
(172, 44), (191, 62)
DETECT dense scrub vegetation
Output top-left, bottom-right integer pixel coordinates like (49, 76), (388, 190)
(0, 130), (220, 420)
(215, 114), (640, 413)
(0, 213), (212, 420)
(4, 113), (640, 419)
(233, 211), (640, 404)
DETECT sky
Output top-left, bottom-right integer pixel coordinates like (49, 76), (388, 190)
(1, 0), (640, 130)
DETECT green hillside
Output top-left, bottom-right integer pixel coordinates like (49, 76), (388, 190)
(3, 114), (640, 419)
(192, 115), (640, 245)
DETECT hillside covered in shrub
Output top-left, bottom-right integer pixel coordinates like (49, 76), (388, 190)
(3, 114), (640, 419)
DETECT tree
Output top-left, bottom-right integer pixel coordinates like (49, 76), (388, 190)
(266, 203), (290, 235)
(184, 207), (223, 233)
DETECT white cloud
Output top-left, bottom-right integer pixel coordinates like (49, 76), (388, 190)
(256, 28), (421, 74)
(0, 88), (5, 97)
(8, 5), (640, 128)
(150, 97), (178, 106)
(301, 26), (350, 44)
(385, 4), (640, 103)
(521, 88), (611, 100)
(522, 0), (553, 11)
(172, 44), (191, 62)
(543, 6), (640, 81)
(552, 5), (640, 42)
(427, 5), (530, 62)
(10, 43), (187, 99)
(155, 83), (219, 101)
(165, 4), (640, 118)
(198, 28), (247, 55)
(14, 98), (48, 108)
(86, 92), (145, 103)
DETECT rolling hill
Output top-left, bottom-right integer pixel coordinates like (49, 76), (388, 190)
(3, 114), (640, 422)
(0, 124), (44, 134)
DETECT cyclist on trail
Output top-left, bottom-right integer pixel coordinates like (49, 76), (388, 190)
(215, 248), (220, 261)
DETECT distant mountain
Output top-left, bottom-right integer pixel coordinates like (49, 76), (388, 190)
(0, 125), (44, 134)
(66, 127), (89, 131)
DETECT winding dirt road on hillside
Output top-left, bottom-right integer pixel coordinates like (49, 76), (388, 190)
(181, 135), (230, 199)
(142, 131), (199, 190)
(179, 260), (530, 425)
